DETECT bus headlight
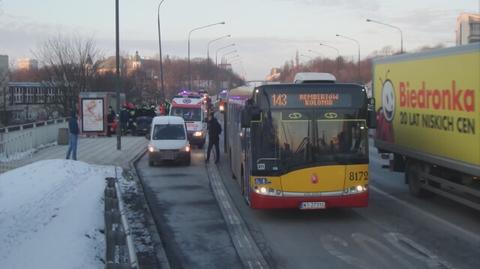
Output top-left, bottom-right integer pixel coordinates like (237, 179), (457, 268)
(345, 184), (368, 194)
(193, 131), (203, 137)
(254, 186), (283, 196)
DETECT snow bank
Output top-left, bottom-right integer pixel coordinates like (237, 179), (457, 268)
(0, 159), (114, 269)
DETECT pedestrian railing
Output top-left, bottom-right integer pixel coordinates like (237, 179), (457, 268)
(0, 118), (67, 174)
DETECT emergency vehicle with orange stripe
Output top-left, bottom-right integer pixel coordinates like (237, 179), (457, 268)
(169, 91), (207, 148)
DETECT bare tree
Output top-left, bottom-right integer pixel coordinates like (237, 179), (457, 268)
(33, 34), (103, 115)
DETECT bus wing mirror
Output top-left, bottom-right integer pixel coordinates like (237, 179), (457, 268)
(367, 98), (377, 129)
(251, 107), (261, 121)
(241, 106), (261, 128)
(241, 110), (250, 128)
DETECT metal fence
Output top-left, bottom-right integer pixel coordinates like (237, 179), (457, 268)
(0, 118), (67, 173)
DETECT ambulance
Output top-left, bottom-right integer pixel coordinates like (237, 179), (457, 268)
(169, 92), (207, 148)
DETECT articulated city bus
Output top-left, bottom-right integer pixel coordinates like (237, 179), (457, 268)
(226, 74), (376, 209)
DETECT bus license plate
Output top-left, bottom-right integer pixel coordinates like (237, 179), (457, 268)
(300, 202), (326, 210)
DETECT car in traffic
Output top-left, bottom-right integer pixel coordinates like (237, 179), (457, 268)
(147, 116), (191, 166)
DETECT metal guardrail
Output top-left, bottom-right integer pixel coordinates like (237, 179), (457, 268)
(105, 176), (139, 269)
(0, 118), (67, 173)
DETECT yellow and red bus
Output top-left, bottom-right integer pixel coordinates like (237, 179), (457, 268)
(226, 73), (376, 209)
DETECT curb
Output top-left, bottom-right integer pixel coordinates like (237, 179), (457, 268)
(127, 150), (172, 269)
(206, 163), (270, 269)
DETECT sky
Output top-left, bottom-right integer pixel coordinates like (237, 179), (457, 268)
(1, 0), (478, 80)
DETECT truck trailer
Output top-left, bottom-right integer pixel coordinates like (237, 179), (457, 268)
(373, 43), (480, 210)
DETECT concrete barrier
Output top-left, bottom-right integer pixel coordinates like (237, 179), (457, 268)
(57, 128), (69, 145)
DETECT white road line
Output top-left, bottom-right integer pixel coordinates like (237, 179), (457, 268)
(237, 238), (243, 248)
(371, 185), (480, 243)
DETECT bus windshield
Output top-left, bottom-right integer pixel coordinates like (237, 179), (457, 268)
(171, 107), (202, 122)
(251, 109), (368, 174)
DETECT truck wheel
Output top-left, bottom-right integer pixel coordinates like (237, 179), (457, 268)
(406, 161), (432, 198)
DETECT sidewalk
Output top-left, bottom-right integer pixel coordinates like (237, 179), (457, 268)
(1, 136), (148, 172)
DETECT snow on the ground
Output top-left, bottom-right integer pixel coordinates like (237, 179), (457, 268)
(0, 159), (114, 269)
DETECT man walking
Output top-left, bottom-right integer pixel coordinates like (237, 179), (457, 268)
(205, 113), (222, 164)
(66, 112), (79, 160)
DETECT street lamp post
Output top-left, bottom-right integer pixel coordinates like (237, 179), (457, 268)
(307, 50), (324, 71)
(366, 19), (404, 53)
(214, 43), (235, 90)
(215, 43), (235, 66)
(225, 54), (240, 63)
(115, 0), (121, 150)
(319, 43), (340, 73)
(207, 34), (230, 92)
(207, 35), (230, 63)
(220, 50), (237, 65)
(336, 34), (361, 82)
(188, 21), (225, 91)
(157, 0), (166, 102)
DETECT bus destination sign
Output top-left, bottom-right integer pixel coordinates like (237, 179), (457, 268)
(271, 93), (352, 108)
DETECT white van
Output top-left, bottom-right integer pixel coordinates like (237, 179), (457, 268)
(147, 116), (191, 166)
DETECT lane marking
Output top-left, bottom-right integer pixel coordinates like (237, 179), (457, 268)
(371, 185), (480, 243)
(352, 233), (415, 269)
(321, 234), (370, 269)
(384, 233), (456, 269)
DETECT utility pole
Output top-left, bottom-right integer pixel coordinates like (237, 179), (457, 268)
(115, 0), (121, 150)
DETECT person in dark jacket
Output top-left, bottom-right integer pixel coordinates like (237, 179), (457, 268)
(119, 106), (130, 135)
(205, 113), (222, 164)
(66, 112), (79, 160)
(107, 106), (116, 137)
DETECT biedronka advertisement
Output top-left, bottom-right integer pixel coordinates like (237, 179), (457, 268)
(373, 44), (480, 167)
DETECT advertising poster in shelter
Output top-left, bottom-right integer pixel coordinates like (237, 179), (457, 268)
(82, 98), (104, 132)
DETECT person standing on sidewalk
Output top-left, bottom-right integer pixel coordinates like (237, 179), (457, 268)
(66, 112), (79, 160)
(107, 106), (116, 137)
(205, 113), (222, 164)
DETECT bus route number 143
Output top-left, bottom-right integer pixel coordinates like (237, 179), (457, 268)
(272, 94), (288, 106)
